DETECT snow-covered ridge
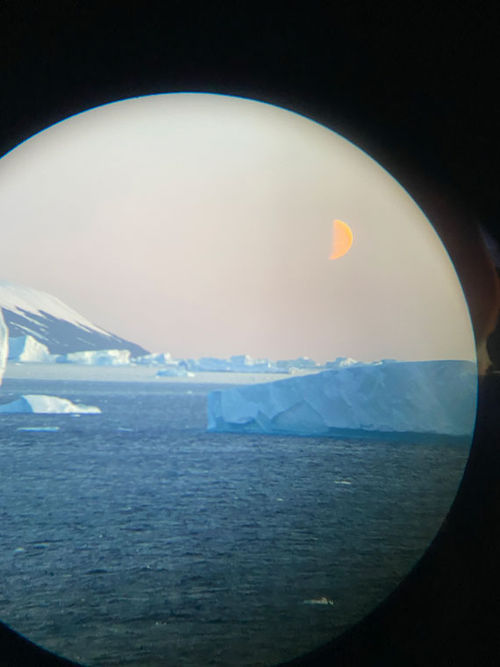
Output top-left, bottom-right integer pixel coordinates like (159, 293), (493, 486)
(0, 281), (109, 334)
(207, 360), (477, 439)
(0, 282), (148, 356)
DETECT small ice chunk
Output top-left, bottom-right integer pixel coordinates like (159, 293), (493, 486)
(16, 426), (61, 432)
(303, 597), (335, 606)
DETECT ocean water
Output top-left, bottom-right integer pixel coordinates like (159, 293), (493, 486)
(0, 378), (470, 666)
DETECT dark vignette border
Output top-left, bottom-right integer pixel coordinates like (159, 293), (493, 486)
(0, 3), (499, 665)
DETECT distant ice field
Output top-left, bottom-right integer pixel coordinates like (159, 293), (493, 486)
(0, 377), (470, 666)
(3, 361), (293, 384)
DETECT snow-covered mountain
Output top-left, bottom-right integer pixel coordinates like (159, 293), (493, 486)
(0, 282), (148, 357)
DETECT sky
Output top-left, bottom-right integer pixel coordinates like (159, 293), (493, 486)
(0, 93), (475, 362)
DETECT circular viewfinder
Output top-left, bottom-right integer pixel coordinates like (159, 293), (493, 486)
(0, 94), (477, 665)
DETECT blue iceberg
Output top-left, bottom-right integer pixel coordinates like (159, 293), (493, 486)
(207, 360), (477, 439)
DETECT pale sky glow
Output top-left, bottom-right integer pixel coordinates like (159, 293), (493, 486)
(0, 93), (475, 362)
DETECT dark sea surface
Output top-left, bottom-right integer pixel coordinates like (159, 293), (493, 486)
(0, 378), (471, 666)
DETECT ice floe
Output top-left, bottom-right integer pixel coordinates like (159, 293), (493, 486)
(0, 394), (101, 414)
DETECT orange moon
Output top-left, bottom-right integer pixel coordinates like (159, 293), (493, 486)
(329, 219), (353, 260)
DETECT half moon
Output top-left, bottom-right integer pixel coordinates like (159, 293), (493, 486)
(329, 219), (353, 260)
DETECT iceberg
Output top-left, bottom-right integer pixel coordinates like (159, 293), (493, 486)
(56, 349), (131, 365)
(0, 394), (101, 414)
(8, 335), (54, 363)
(207, 360), (477, 439)
(0, 309), (7, 386)
(156, 366), (195, 378)
(323, 356), (362, 370)
(133, 352), (173, 365)
(186, 355), (286, 373)
(228, 355), (285, 373)
(187, 357), (233, 372)
(275, 357), (319, 372)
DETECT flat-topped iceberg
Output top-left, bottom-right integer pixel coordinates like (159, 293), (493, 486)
(56, 349), (131, 365)
(0, 394), (101, 414)
(207, 360), (477, 439)
(275, 357), (319, 372)
(227, 355), (284, 373)
(133, 352), (174, 366)
(323, 356), (363, 370)
(0, 309), (7, 386)
(187, 357), (233, 372)
(187, 354), (286, 373)
(8, 335), (54, 363)
(156, 366), (194, 378)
